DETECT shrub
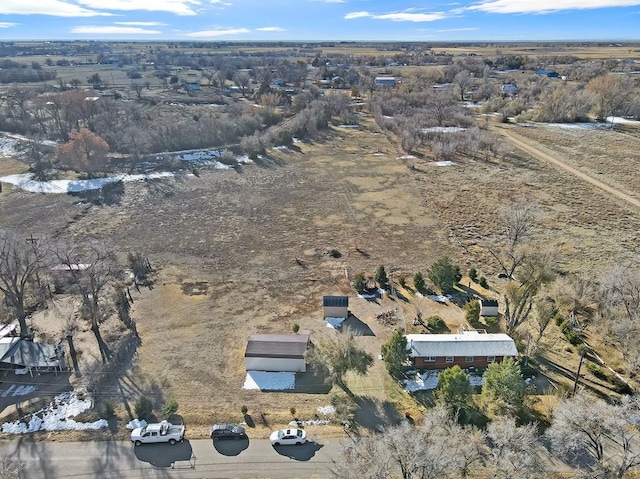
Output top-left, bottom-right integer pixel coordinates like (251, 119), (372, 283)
(427, 315), (446, 331)
(560, 320), (583, 346)
(413, 272), (425, 292)
(375, 265), (388, 289)
(290, 407), (297, 417)
(554, 312), (565, 327)
(134, 397), (154, 420)
(478, 276), (489, 289)
(468, 268), (478, 282)
(465, 300), (481, 323)
(353, 272), (367, 292)
(162, 399), (179, 418)
(103, 401), (116, 418)
(398, 276), (407, 288)
(292, 323), (300, 333)
(241, 405), (248, 415)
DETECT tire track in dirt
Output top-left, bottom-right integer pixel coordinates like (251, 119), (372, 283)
(498, 127), (640, 210)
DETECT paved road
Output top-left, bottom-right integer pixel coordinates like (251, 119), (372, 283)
(498, 127), (640, 210)
(0, 437), (348, 478)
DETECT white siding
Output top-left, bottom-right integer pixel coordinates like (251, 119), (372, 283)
(323, 305), (348, 319)
(245, 357), (306, 372)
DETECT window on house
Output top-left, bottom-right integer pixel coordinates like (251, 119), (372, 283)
(445, 356), (454, 363)
(424, 356), (436, 362)
(465, 356), (474, 362)
(487, 356), (496, 363)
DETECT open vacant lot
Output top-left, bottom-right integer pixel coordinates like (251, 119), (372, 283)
(1, 110), (639, 437)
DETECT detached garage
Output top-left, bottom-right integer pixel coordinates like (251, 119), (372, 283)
(244, 333), (310, 372)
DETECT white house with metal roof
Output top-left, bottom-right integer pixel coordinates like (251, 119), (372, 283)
(405, 331), (517, 370)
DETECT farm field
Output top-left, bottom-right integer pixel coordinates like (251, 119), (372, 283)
(1, 107), (639, 439)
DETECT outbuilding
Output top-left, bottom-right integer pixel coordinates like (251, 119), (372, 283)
(244, 333), (310, 372)
(322, 295), (349, 320)
(405, 331), (517, 370)
(480, 299), (499, 317)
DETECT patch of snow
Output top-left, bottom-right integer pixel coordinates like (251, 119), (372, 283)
(373, 153), (386, 156)
(0, 172), (175, 194)
(462, 101), (483, 108)
(289, 419), (330, 426)
(382, 115), (394, 119)
(415, 292), (424, 298)
(358, 293), (377, 300)
(426, 294), (452, 303)
(544, 122), (609, 130)
(273, 145), (289, 150)
(292, 138), (302, 143)
(336, 124), (359, 128)
(1, 391), (107, 434)
(606, 116), (640, 125)
(126, 419), (148, 430)
(397, 155), (416, 160)
(317, 405), (336, 415)
(326, 317), (346, 329)
(430, 161), (457, 167)
(403, 371), (484, 392)
(243, 371), (296, 391)
(0, 136), (20, 157)
(421, 127), (467, 133)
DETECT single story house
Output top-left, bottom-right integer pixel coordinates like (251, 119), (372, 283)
(0, 337), (66, 375)
(405, 331), (517, 370)
(375, 76), (396, 87)
(500, 82), (518, 96)
(322, 296), (349, 320)
(480, 299), (499, 317)
(535, 69), (559, 78)
(244, 333), (310, 372)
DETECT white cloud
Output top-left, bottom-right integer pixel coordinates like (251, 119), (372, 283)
(183, 27), (250, 37)
(77, 0), (202, 15)
(256, 27), (286, 31)
(0, 23), (19, 28)
(345, 10), (447, 21)
(71, 25), (162, 34)
(344, 11), (371, 19)
(467, 0), (640, 14)
(114, 21), (166, 26)
(0, 0), (111, 17)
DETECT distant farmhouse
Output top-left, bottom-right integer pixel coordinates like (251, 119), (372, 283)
(535, 69), (560, 78)
(500, 82), (518, 96)
(375, 76), (396, 87)
(406, 331), (517, 370)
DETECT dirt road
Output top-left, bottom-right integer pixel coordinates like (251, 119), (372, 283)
(497, 127), (640, 210)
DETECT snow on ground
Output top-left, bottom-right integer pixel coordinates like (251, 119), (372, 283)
(426, 294), (452, 303)
(403, 370), (484, 392)
(326, 317), (346, 329)
(317, 405), (336, 415)
(358, 293), (377, 300)
(336, 124), (359, 128)
(0, 136), (20, 157)
(606, 116), (640, 125)
(430, 161), (457, 167)
(243, 371), (296, 391)
(397, 155), (416, 160)
(0, 171), (176, 194)
(126, 419), (148, 430)
(543, 122), (609, 130)
(1, 384), (37, 398)
(289, 419), (331, 426)
(421, 127), (467, 134)
(1, 391), (107, 434)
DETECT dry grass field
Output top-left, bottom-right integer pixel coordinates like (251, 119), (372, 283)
(1, 103), (640, 439)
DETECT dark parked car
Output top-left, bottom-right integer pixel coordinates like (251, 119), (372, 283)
(210, 423), (247, 440)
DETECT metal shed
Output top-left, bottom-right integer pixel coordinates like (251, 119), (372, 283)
(322, 295), (349, 319)
(244, 333), (310, 372)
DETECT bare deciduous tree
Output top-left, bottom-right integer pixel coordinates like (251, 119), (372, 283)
(547, 394), (640, 479)
(587, 74), (637, 123)
(486, 417), (545, 479)
(54, 244), (117, 362)
(0, 230), (49, 337)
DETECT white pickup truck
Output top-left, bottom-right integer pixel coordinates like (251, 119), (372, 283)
(130, 421), (186, 446)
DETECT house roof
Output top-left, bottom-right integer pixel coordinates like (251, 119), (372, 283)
(405, 332), (517, 358)
(480, 299), (499, 307)
(322, 296), (348, 308)
(245, 334), (310, 359)
(0, 338), (64, 368)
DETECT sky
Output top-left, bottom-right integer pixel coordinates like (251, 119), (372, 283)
(0, 0), (639, 42)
